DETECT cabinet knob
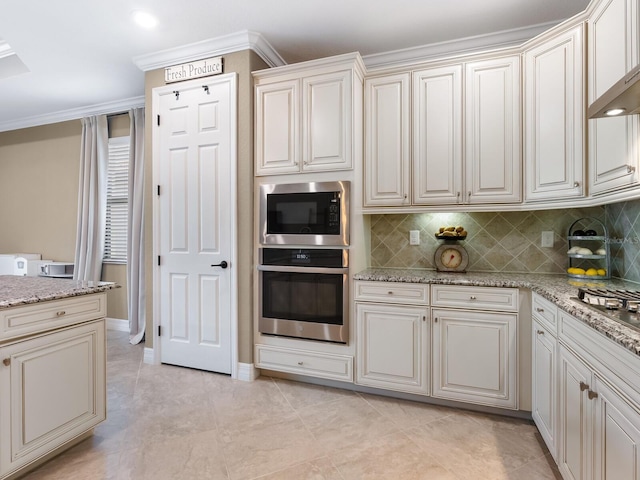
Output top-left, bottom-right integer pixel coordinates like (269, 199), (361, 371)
(467, 191), (472, 198)
(470, 296), (477, 300)
(580, 381), (590, 392)
(536, 330), (544, 335)
(573, 181), (580, 188)
(56, 311), (66, 317)
(628, 165), (636, 174)
(297, 361), (303, 366)
(422, 316), (426, 322)
(387, 291), (393, 295)
(535, 307), (544, 313)
(2, 358), (10, 367)
(434, 317), (438, 323)
(588, 390), (599, 400)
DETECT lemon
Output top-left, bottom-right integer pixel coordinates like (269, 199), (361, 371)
(597, 268), (606, 276)
(573, 268), (586, 275)
(586, 268), (598, 276)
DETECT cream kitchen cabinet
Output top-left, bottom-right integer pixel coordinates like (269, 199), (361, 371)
(355, 281), (430, 395)
(587, 0), (640, 195)
(431, 285), (518, 409)
(558, 308), (640, 480)
(363, 53), (520, 208)
(531, 293), (559, 461)
(254, 52), (365, 176)
(363, 72), (411, 206)
(524, 23), (585, 203)
(0, 319), (106, 480)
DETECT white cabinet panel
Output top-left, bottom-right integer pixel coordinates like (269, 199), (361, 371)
(364, 73), (410, 206)
(356, 303), (429, 394)
(524, 24), (584, 202)
(465, 56), (521, 204)
(532, 320), (558, 460)
(432, 308), (517, 409)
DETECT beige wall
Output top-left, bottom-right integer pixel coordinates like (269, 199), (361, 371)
(0, 116), (130, 320)
(143, 50), (269, 363)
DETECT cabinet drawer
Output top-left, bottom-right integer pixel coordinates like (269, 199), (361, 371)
(255, 345), (353, 382)
(0, 294), (106, 342)
(354, 281), (429, 305)
(532, 293), (558, 334)
(431, 285), (518, 312)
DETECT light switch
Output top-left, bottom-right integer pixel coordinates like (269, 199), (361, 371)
(541, 231), (554, 248)
(409, 230), (420, 245)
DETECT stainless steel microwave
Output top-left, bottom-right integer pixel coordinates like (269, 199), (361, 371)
(259, 181), (350, 246)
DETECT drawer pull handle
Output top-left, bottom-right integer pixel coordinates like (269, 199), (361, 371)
(588, 390), (599, 400)
(56, 311), (66, 317)
(2, 358), (10, 367)
(422, 316), (426, 322)
(297, 361), (303, 366)
(470, 296), (477, 300)
(536, 330), (544, 335)
(580, 381), (589, 392)
(387, 291), (393, 295)
(434, 317), (438, 323)
(535, 307), (544, 313)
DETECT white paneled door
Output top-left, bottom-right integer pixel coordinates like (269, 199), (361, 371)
(154, 74), (236, 374)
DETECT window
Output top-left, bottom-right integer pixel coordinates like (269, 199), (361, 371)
(104, 136), (129, 263)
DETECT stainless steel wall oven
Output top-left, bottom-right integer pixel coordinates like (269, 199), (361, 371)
(258, 248), (348, 343)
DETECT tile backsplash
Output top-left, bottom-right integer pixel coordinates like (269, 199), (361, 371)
(606, 198), (640, 283)
(370, 207), (606, 274)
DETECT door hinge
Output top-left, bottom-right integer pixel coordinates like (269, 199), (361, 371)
(157, 255), (161, 266)
(158, 325), (161, 337)
(157, 114), (160, 126)
(157, 185), (161, 196)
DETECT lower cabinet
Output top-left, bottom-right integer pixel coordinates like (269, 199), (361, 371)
(532, 319), (558, 461)
(0, 319), (106, 479)
(431, 307), (518, 409)
(557, 311), (640, 480)
(356, 302), (429, 394)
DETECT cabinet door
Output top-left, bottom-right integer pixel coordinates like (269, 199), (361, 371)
(465, 56), (521, 204)
(356, 303), (429, 395)
(0, 320), (106, 478)
(532, 321), (558, 460)
(431, 308), (517, 409)
(593, 375), (640, 480)
(588, 0), (640, 194)
(558, 344), (594, 480)
(255, 79), (300, 175)
(364, 73), (410, 206)
(412, 65), (463, 205)
(524, 25), (584, 202)
(302, 70), (352, 171)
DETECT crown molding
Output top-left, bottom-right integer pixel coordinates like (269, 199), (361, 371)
(0, 96), (145, 133)
(133, 30), (286, 72)
(363, 20), (559, 71)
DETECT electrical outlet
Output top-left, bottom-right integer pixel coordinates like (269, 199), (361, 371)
(541, 231), (554, 248)
(409, 230), (420, 245)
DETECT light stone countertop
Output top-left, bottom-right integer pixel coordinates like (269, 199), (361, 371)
(354, 268), (640, 357)
(0, 275), (119, 309)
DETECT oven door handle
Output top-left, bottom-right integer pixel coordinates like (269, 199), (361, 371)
(257, 265), (348, 275)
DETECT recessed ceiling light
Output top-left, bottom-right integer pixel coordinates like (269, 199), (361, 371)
(605, 108), (626, 116)
(132, 11), (158, 29)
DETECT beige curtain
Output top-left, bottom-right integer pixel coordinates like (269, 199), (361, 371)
(73, 115), (108, 283)
(127, 107), (146, 344)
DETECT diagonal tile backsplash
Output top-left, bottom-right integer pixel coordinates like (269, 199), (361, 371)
(606, 198), (640, 283)
(370, 207), (606, 274)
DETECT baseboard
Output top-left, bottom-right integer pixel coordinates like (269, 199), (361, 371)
(237, 362), (259, 382)
(106, 317), (129, 332)
(143, 347), (156, 365)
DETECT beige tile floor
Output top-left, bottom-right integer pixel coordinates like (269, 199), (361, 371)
(21, 329), (561, 480)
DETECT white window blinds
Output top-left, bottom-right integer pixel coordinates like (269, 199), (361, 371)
(104, 136), (129, 263)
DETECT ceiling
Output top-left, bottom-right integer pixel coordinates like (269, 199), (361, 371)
(0, 0), (590, 132)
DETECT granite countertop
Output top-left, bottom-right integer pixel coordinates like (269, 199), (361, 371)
(0, 275), (119, 309)
(354, 268), (640, 357)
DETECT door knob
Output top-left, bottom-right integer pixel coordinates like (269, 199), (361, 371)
(211, 261), (228, 269)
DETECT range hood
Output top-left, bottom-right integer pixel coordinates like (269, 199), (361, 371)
(588, 63), (640, 118)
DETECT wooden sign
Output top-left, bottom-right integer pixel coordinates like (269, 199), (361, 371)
(165, 57), (223, 83)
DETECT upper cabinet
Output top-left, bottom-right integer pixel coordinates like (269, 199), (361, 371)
(254, 53), (365, 176)
(364, 53), (521, 209)
(524, 24), (585, 203)
(587, 0), (640, 195)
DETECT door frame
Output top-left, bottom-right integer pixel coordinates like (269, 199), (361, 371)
(150, 73), (238, 378)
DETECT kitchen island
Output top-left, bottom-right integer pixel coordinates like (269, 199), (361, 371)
(0, 275), (117, 480)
